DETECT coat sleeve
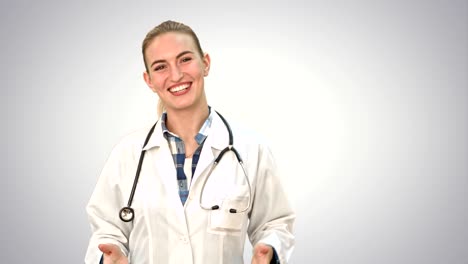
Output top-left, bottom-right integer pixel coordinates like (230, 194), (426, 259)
(85, 141), (135, 263)
(247, 144), (296, 263)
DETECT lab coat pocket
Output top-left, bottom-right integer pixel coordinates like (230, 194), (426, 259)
(207, 196), (248, 236)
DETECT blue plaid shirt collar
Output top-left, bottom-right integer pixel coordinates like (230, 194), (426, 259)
(161, 108), (213, 205)
(160, 110), (213, 143)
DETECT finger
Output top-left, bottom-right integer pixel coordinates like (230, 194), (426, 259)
(257, 246), (270, 255)
(98, 244), (119, 255)
(254, 244), (272, 256)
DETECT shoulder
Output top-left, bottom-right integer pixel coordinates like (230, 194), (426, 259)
(109, 123), (156, 157)
(215, 113), (278, 169)
(213, 111), (271, 148)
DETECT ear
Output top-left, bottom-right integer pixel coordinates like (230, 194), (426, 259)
(143, 71), (157, 93)
(202, 53), (211, 77)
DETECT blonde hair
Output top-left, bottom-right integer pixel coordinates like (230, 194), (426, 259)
(142, 21), (204, 116)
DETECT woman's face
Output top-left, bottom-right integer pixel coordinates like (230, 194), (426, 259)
(143, 32), (210, 113)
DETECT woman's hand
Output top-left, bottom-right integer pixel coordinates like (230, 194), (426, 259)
(98, 244), (129, 264)
(251, 243), (274, 264)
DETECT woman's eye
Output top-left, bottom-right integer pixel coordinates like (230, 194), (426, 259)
(154, 65), (165, 71)
(181, 57), (192, 63)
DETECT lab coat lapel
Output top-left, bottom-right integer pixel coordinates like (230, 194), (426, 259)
(143, 120), (185, 214)
(191, 111), (228, 186)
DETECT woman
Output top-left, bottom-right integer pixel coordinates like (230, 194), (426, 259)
(85, 20), (295, 264)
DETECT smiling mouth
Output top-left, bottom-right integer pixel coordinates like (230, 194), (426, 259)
(168, 83), (191, 93)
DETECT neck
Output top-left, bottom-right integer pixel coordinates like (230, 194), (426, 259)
(165, 105), (210, 141)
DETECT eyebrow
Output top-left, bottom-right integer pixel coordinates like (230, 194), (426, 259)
(150, 51), (194, 68)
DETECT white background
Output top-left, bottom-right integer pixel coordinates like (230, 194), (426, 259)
(1, 0), (467, 263)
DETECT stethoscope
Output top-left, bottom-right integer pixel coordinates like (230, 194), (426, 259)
(119, 111), (252, 222)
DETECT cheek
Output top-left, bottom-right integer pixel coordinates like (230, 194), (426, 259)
(150, 75), (166, 91)
(186, 63), (204, 78)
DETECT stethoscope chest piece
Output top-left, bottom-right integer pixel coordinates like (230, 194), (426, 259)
(119, 207), (135, 222)
(118, 111), (250, 222)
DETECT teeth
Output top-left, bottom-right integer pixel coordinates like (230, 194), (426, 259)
(169, 84), (190, 92)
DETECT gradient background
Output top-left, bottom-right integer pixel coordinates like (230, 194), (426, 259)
(1, 0), (467, 263)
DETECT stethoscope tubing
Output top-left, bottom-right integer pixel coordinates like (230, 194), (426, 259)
(198, 158), (252, 213)
(119, 123), (157, 222)
(119, 111), (251, 222)
(127, 123), (157, 206)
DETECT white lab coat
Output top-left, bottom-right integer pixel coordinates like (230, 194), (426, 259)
(85, 111), (295, 263)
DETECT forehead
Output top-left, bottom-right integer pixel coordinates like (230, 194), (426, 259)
(146, 32), (197, 60)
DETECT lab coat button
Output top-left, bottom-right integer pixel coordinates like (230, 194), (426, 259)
(180, 236), (189, 244)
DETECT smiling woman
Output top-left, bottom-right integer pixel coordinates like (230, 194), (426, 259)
(84, 20), (295, 264)
(143, 32), (210, 119)
(141, 21), (207, 116)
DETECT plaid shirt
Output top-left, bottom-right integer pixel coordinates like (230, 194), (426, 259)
(99, 109), (282, 263)
(161, 110), (213, 205)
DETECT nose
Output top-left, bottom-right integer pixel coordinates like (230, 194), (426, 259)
(170, 65), (183, 82)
